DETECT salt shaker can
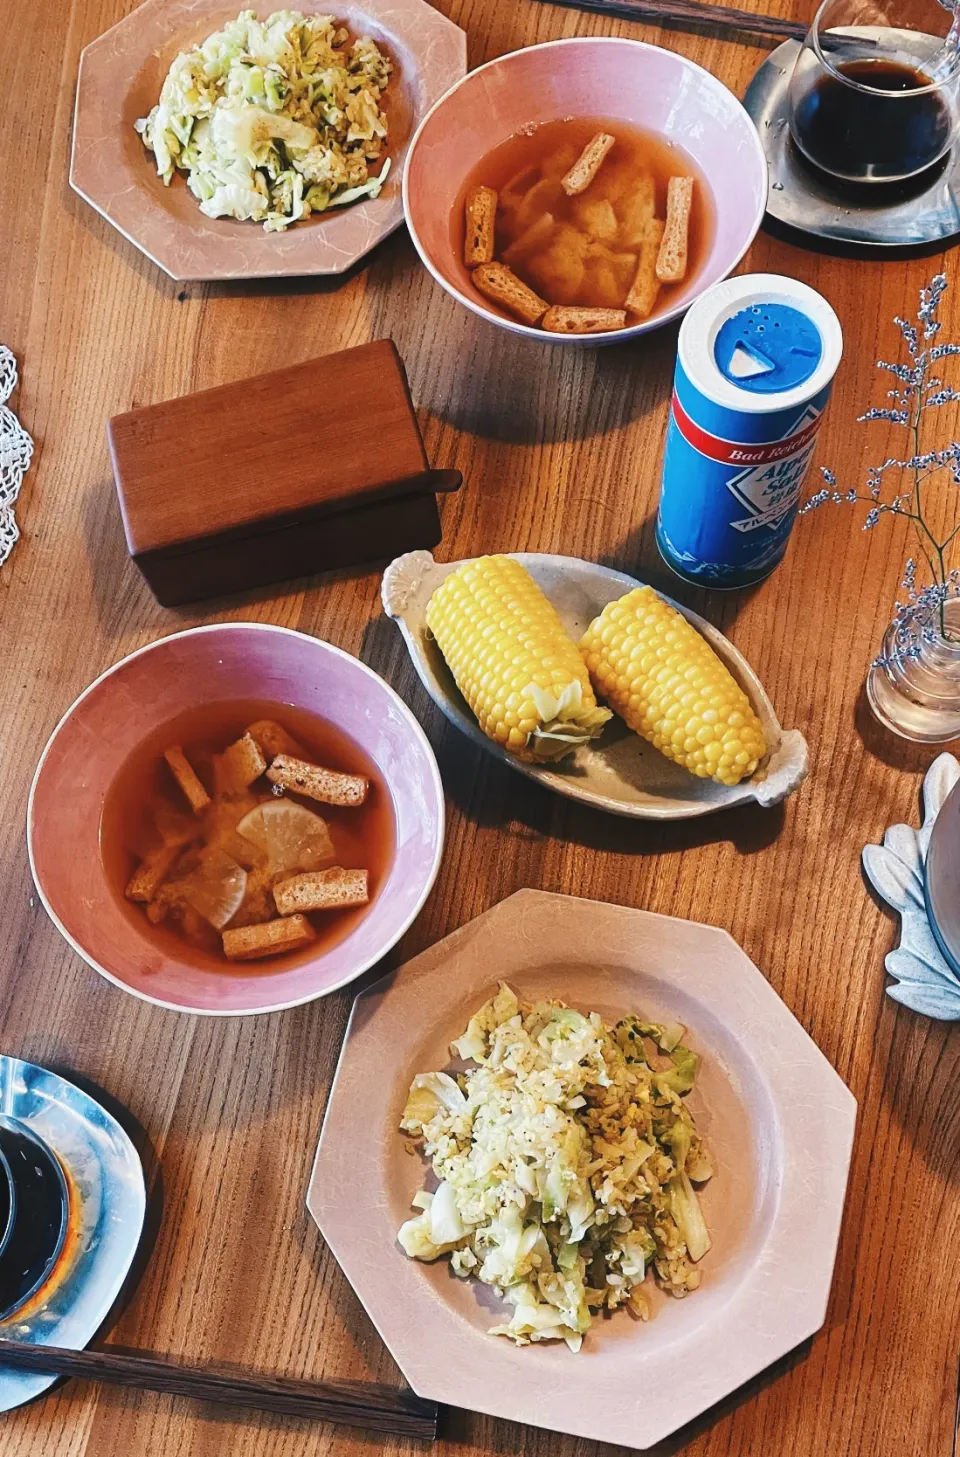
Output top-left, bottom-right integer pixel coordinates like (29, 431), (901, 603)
(656, 273), (843, 589)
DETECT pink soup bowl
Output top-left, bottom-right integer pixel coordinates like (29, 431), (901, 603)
(403, 36), (768, 344)
(27, 625), (445, 1016)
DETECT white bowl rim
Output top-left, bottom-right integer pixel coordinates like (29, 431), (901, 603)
(402, 35), (769, 343)
(26, 622), (446, 1018)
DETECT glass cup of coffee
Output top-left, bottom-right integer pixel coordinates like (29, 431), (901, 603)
(788, 0), (960, 184)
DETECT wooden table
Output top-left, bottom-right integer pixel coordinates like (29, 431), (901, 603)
(3, 2), (959, 1454)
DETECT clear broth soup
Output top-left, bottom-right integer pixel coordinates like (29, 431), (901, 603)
(456, 117), (713, 324)
(101, 699), (395, 970)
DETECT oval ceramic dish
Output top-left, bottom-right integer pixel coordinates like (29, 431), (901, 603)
(382, 551), (808, 819)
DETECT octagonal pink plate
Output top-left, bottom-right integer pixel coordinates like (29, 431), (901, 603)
(309, 889), (857, 1449)
(27, 624), (445, 1016)
(71, 0), (466, 281)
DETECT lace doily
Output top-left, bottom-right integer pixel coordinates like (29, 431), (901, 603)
(0, 346), (34, 566)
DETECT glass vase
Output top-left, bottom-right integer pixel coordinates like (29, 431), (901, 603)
(866, 591), (960, 741)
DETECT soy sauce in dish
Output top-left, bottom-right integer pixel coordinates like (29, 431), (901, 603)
(0, 1122), (69, 1319)
(791, 59), (953, 182)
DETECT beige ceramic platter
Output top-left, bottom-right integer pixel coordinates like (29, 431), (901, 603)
(383, 550), (809, 819)
(70, 0), (466, 281)
(309, 890), (857, 1450)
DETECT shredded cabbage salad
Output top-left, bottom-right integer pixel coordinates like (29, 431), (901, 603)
(398, 984), (714, 1352)
(136, 10), (392, 232)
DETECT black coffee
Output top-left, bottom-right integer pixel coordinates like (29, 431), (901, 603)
(792, 58), (952, 181)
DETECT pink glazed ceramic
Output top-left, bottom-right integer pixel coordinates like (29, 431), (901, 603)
(403, 37), (768, 343)
(70, 0), (466, 282)
(28, 625), (444, 1015)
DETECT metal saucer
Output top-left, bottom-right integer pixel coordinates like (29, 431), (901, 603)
(0, 1057), (145, 1412)
(743, 39), (960, 249)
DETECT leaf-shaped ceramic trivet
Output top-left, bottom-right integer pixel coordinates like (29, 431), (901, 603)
(862, 752), (960, 1019)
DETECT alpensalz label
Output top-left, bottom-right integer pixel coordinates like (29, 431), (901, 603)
(670, 393), (824, 535)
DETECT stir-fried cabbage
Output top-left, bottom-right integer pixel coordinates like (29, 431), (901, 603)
(398, 984), (714, 1352)
(135, 10), (392, 231)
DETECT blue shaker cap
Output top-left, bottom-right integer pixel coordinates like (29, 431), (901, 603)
(714, 303), (823, 394)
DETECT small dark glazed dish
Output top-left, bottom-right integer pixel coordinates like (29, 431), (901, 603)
(0, 1116), (69, 1320)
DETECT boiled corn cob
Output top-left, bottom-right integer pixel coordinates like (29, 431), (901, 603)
(425, 556), (612, 762)
(580, 586), (766, 786)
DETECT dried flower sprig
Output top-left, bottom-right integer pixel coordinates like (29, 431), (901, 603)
(801, 273), (960, 658)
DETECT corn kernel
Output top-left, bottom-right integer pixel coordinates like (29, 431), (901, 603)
(425, 556), (611, 763)
(580, 586), (767, 787)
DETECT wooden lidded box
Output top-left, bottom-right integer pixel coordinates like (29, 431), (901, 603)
(108, 340), (460, 607)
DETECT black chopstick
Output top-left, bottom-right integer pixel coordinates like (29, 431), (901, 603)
(0, 1340), (438, 1441)
(533, 0), (809, 42)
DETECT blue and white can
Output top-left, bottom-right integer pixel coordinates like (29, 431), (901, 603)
(656, 273), (843, 589)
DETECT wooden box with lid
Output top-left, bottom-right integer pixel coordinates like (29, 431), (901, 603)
(108, 340), (461, 607)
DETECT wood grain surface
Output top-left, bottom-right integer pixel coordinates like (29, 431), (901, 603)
(532, 0), (808, 42)
(107, 338), (450, 604)
(1, 3), (959, 1456)
(109, 340), (429, 553)
(0, 1341), (439, 1439)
